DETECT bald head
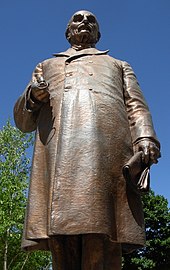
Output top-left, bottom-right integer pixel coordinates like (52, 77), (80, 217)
(65, 10), (101, 48)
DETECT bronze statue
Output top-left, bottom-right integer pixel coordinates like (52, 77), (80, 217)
(14, 10), (160, 270)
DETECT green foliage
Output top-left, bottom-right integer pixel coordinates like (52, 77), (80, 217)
(123, 191), (170, 270)
(0, 121), (51, 269)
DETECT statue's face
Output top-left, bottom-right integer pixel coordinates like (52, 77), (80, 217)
(67, 10), (100, 46)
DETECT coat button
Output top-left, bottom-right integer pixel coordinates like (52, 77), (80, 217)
(66, 72), (73, 77)
(64, 85), (72, 91)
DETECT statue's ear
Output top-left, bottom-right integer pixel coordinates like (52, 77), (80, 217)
(65, 24), (70, 41)
(97, 31), (101, 42)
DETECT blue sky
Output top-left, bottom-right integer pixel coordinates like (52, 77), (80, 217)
(1, 0), (170, 204)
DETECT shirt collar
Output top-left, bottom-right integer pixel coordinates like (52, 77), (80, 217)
(53, 47), (109, 57)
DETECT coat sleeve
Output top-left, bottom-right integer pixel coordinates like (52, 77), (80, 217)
(14, 63), (44, 133)
(122, 61), (159, 146)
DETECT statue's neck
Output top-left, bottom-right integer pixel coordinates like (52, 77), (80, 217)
(71, 43), (96, 51)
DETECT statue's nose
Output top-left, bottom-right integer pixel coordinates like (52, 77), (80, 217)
(83, 16), (88, 23)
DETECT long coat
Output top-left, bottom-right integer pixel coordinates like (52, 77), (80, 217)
(14, 48), (159, 252)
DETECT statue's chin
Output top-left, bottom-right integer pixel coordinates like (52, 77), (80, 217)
(70, 31), (95, 47)
(77, 31), (94, 45)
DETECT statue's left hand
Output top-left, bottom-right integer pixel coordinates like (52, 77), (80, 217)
(133, 139), (161, 165)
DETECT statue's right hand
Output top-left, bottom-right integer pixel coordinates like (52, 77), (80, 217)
(31, 79), (49, 103)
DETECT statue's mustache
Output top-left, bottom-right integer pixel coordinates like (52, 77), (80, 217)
(78, 23), (92, 32)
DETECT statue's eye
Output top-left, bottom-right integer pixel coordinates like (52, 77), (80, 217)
(73, 14), (84, 22)
(87, 15), (96, 23)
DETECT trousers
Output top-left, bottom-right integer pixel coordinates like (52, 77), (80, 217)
(48, 234), (122, 270)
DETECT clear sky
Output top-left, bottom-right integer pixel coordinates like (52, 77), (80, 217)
(1, 0), (170, 204)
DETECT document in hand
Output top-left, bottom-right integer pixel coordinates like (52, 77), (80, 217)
(123, 151), (150, 195)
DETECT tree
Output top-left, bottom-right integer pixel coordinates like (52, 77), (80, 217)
(123, 190), (170, 270)
(0, 121), (51, 269)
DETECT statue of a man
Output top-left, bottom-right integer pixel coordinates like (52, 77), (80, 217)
(14, 10), (160, 270)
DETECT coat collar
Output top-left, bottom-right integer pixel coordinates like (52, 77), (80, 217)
(53, 47), (109, 58)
